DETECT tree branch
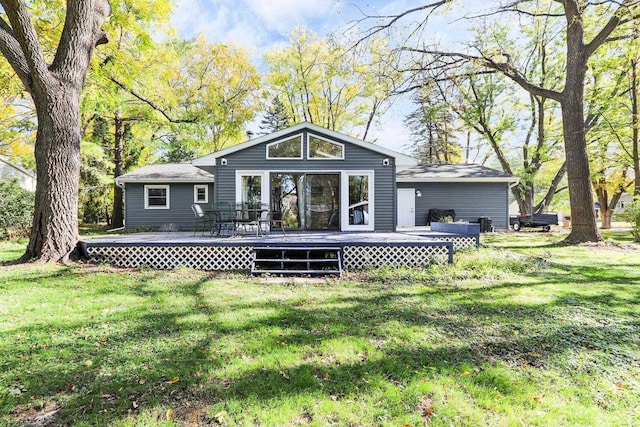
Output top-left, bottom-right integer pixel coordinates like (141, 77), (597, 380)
(354, 1), (451, 46)
(51, 0), (111, 86)
(584, 0), (633, 57)
(402, 47), (563, 101)
(0, 16), (30, 89)
(0, 0), (52, 94)
(108, 77), (197, 124)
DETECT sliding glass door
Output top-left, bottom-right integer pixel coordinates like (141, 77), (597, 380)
(270, 173), (340, 230)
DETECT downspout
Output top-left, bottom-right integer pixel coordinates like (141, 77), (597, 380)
(108, 179), (126, 233)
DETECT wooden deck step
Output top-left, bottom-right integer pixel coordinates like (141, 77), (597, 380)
(251, 246), (342, 276)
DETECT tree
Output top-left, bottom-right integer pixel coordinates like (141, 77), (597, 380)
(260, 96), (291, 134)
(265, 28), (396, 139)
(0, 1), (111, 262)
(363, 0), (640, 243)
(82, 0), (172, 228)
(405, 88), (461, 164)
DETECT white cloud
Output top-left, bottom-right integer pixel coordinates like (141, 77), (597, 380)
(243, 0), (338, 36)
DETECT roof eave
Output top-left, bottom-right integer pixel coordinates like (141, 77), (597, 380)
(396, 177), (518, 183)
(116, 177), (214, 184)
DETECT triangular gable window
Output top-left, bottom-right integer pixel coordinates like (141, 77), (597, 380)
(308, 134), (344, 160)
(266, 134), (303, 159)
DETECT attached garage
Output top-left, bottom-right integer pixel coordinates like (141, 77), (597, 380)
(396, 164), (518, 230)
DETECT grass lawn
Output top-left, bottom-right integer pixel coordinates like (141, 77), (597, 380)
(1, 229), (639, 426)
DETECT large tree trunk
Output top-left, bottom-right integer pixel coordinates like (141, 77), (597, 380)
(111, 113), (125, 228)
(561, 102), (601, 242)
(21, 91), (82, 262)
(561, 6), (602, 243)
(632, 59), (639, 196)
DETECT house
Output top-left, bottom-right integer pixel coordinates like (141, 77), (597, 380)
(116, 122), (518, 232)
(0, 155), (36, 192)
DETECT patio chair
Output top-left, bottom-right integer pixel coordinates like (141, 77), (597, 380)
(191, 204), (216, 236)
(265, 210), (286, 236)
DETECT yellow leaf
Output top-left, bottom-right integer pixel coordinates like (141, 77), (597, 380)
(214, 410), (227, 423)
(166, 408), (174, 420)
(166, 377), (180, 384)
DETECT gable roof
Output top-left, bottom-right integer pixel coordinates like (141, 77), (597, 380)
(396, 164), (519, 183)
(115, 163), (214, 185)
(192, 122), (418, 168)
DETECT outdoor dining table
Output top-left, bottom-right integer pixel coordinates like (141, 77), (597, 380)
(208, 207), (269, 237)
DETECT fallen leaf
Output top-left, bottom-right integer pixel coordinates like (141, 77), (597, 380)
(166, 377), (179, 384)
(166, 408), (174, 420)
(214, 410), (227, 424)
(132, 401), (138, 409)
(138, 379), (146, 385)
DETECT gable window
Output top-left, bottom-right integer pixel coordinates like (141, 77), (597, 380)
(308, 135), (344, 160)
(145, 185), (170, 209)
(194, 184), (208, 203)
(266, 135), (303, 159)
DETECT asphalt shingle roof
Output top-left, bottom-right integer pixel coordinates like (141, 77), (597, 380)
(116, 163), (214, 183)
(396, 164), (517, 182)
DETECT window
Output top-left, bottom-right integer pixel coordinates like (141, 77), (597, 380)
(308, 135), (344, 159)
(144, 185), (170, 209)
(342, 172), (374, 231)
(236, 175), (268, 208)
(194, 185), (208, 203)
(266, 135), (303, 159)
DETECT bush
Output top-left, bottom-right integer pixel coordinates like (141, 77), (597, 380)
(0, 179), (34, 240)
(621, 197), (640, 242)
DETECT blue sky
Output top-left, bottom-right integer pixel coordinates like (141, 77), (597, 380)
(170, 0), (477, 153)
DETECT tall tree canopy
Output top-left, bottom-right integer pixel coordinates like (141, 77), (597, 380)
(0, 0), (112, 262)
(265, 28), (397, 140)
(363, 0), (640, 243)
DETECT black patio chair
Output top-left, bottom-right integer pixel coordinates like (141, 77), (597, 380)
(191, 204), (216, 236)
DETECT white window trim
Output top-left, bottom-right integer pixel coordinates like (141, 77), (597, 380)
(307, 133), (345, 160)
(266, 134), (304, 160)
(235, 171), (268, 205)
(193, 184), (209, 203)
(144, 184), (170, 210)
(341, 171), (374, 231)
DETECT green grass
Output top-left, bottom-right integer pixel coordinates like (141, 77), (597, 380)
(1, 230), (639, 426)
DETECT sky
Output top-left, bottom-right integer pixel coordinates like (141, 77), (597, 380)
(170, 0), (476, 154)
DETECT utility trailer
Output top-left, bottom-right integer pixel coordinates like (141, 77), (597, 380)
(510, 212), (558, 232)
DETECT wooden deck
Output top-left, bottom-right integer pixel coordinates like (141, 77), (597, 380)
(79, 230), (478, 272)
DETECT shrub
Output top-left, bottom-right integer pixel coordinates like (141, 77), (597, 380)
(621, 197), (640, 242)
(0, 179), (34, 240)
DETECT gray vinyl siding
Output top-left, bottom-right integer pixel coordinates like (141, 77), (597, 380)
(214, 129), (396, 232)
(124, 183), (214, 230)
(398, 182), (510, 229)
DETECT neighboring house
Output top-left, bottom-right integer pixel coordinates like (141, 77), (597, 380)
(0, 155), (36, 192)
(616, 192), (634, 211)
(116, 122), (518, 231)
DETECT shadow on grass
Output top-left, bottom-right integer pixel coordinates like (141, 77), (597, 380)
(2, 261), (639, 425)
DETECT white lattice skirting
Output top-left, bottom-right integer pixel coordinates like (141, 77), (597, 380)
(342, 245), (450, 269)
(432, 236), (477, 252)
(86, 242), (453, 271)
(87, 245), (254, 270)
